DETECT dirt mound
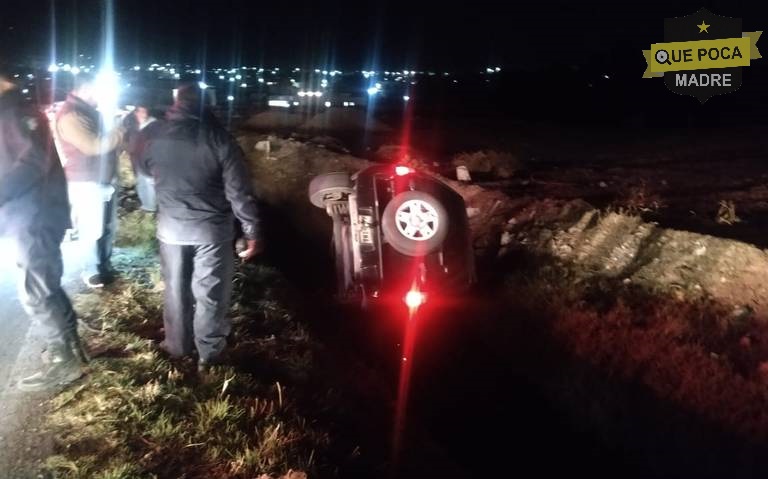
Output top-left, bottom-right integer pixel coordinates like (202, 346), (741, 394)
(301, 108), (391, 133)
(499, 202), (768, 317)
(452, 150), (522, 179)
(245, 111), (306, 130)
(239, 135), (768, 318)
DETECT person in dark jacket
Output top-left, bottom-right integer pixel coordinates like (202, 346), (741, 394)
(137, 84), (261, 370)
(125, 102), (159, 212)
(0, 65), (87, 391)
(54, 74), (125, 288)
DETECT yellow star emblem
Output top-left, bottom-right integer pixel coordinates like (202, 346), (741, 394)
(698, 20), (710, 33)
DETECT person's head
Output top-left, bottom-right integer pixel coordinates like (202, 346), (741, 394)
(0, 63), (18, 94)
(135, 104), (151, 124)
(173, 83), (202, 113)
(71, 73), (98, 106)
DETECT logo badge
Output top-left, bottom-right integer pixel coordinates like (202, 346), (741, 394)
(643, 8), (762, 103)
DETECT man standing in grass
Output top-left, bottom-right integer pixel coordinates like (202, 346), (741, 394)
(137, 84), (262, 372)
(0, 64), (88, 391)
(54, 74), (125, 289)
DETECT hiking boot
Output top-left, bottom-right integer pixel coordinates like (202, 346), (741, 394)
(18, 342), (84, 392)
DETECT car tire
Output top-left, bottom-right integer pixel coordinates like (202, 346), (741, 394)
(308, 172), (353, 208)
(382, 190), (449, 256)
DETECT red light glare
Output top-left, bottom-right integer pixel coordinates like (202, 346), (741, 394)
(395, 165), (412, 176)
(404, 290), (426, 309)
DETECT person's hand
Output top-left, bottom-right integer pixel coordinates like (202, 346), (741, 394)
(238, 239), (263, 261)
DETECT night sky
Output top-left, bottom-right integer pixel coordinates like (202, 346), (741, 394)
(0, 0), (766, 70)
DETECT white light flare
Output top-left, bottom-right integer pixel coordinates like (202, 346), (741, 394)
(94, 69), (121, 121)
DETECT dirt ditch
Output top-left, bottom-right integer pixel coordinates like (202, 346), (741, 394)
(242, 134), (768, 477)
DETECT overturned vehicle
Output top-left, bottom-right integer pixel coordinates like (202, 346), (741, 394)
(309, 164), (476, 309)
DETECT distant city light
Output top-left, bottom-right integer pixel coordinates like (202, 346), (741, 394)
(292, 101), (299, 106)
(269, 100), (291, 108)
(198, 81), (208, 89)
(218, 75), (225, 80)
(298, 91), (307, 97)
(258, 78), (265, 83)
(343, 101), (349, 107)
(227, 95), (234, 101)
(22, 89), (29, 94)
(367, 87), (379, 95)
(603, 74), (610, 79)
(229, 77), (235, 82)
(70, 67), (80, 75)
(48, 64), (59, 73)
(26, 74), (34, 80)
(133, 65), (141, 71)
(62, 64), (71, 72)
(235, 74), (242, 80)
(495, 67), (501, 72)
(240, 83), (247, 88)
(403, 95), (410, 101)
(324, 101), (331, 107)
(194, 69), (201, 74)
(174, 73), (180, 79)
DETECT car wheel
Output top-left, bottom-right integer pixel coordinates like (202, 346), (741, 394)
(308, 172), (353, 208)
(382, 190), (449, 256)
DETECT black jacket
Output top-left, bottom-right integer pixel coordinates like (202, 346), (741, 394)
(137, 107), (260, 245)
(0, 89), (70, 236)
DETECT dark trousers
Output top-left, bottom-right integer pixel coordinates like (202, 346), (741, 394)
(160, 241), (234, 361)
(14, 227), (78, 346)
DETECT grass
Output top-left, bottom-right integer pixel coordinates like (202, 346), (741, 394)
(500, 255), (768, 443)
(114, 209), (157, 251)
(43, 219), (335, 478)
